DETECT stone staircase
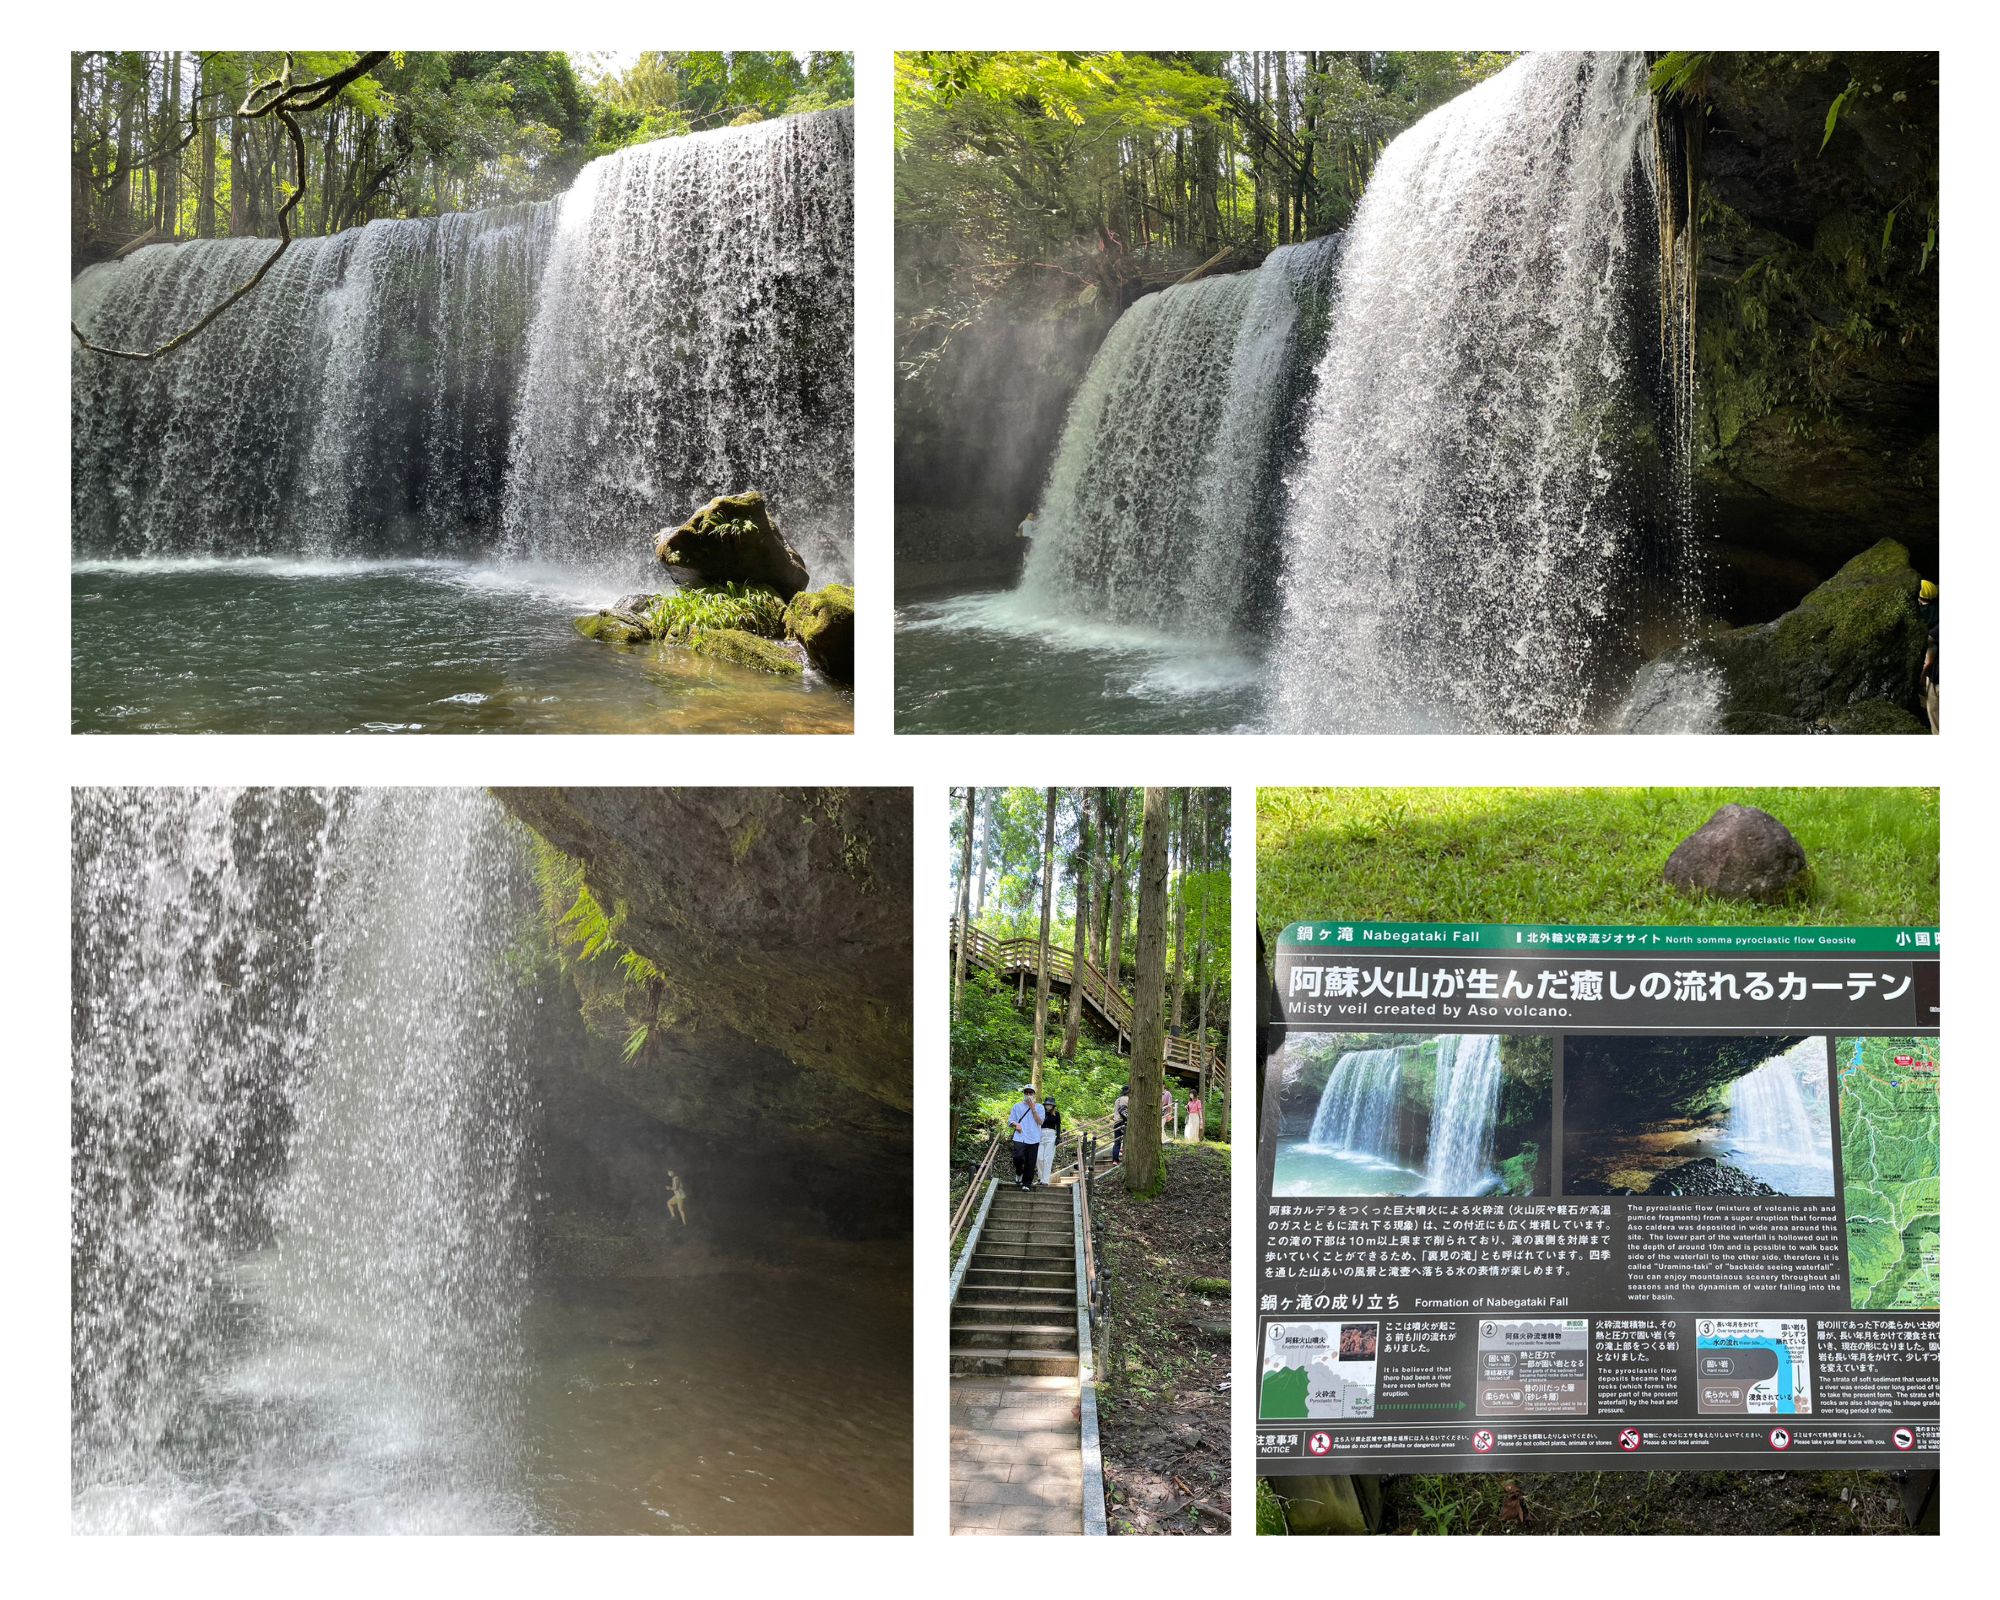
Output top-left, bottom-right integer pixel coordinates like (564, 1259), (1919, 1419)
(950, 1181), (1078, 1377)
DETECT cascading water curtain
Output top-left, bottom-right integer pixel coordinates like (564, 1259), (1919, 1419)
(72, 788), (539, 1533)
(500, 107), (855, 582)
(72, 108), (853, 579)
(1019, 238), (1336, 640)
(71, 208), (553, 560)
(1274, 52), (1677, 734)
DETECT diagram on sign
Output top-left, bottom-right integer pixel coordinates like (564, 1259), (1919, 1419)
(1476, 1318), (1589, 1416)
(1260, 1321), (1378, 1421)
(1696, 1318), (1812, 1415)
(1838, 1035), (1940, 1310)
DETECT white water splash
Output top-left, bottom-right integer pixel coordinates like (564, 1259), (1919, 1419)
(1725, 1038), (1834, 1195)
(1424, 1034), (1504, 1196)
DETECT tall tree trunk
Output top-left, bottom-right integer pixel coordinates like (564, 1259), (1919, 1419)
(974, 789), (993, 915)
(1194, 792), (1214, 1128)
(1104, 789), (1128, 1015)
(1123, 788), (1172, 1195)
(952, 786), (975, 1019)
(1171, 790), (1188, 1033)
(1030, 789), (1057, 1091)
(1062, 791), (1090, 1060)
(196, 56), (218, 239)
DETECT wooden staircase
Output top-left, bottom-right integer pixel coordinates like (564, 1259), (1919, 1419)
(950, 919), (1226, 1102)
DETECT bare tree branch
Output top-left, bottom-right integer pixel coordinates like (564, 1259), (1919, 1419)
(73, 51), (389, 362)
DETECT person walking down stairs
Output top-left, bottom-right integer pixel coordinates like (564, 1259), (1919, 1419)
(1037, 1098), (1062, 1185)
(1009, 1086), (1045, 1190)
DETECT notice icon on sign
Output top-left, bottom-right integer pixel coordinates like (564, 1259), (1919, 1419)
(1769, 1427), (1792, 1451)
(1471, 1429), (1496, 1454)
(1893, 1427), (1915, 1452)
(1618, 1428), (1642, 1452)
(1307, 1432), (1332, 1456)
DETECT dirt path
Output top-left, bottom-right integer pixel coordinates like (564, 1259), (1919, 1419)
(1094, 1142), (1231, 1534)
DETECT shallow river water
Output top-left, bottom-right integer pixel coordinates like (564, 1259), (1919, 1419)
(72, 561), (851, 734)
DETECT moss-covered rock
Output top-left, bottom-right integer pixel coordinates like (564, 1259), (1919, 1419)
(1640, 540), (1927, 733)
(784, 583), (855, 682)
(688, 626), (803, 677)
(655, 490), (811, 599)
(573, 608), (655, 644)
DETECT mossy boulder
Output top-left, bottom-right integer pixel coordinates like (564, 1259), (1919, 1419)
(688, 626), (802, 677)
(783, 583), (855, 682)
(656, 490), (811, 600)
(1640, 540), (1928, 733)
(1664, 803), (1809, 903)
(573, 608), (654, 644)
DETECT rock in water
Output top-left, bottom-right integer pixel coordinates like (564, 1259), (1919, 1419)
(1663, 804), (1808, 903)
(784, 584), (855, 682)
(1636, 541), (1928, 733)
(687, 626), (803, 677)
(656, 491), (810, 600)
(573, 609), (654, 644)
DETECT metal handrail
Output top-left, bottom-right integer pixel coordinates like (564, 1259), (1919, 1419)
(951, 1128), (1004, 1246)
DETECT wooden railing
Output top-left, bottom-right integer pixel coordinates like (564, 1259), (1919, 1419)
(951, 1128), (1003, 1249)
(951, 919), (1225, 1087)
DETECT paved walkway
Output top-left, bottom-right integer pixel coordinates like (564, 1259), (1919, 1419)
(950, 1173), (1087, 1534)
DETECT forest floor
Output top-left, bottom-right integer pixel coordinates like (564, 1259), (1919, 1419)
(1094, 1141), (1231, 1535)
(1373, 1467), (1923, 1535)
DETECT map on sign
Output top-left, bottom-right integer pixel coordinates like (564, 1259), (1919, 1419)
(1838, 1035), (1941, 1310)
(1260, 1321), (1377, 1420)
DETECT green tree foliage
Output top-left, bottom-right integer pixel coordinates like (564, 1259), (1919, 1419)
(895, 49), (1510, 399)
(71, 49), (852, 264)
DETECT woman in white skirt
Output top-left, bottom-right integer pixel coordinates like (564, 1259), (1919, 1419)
(1184, 1094), (1204, 1144)
(1037, 1097), (1062, 1184)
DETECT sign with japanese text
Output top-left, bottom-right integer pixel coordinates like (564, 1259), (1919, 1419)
(1256, 922), (1939, 1473)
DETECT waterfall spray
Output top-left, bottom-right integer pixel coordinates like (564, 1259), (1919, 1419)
(1307, 1045), (1409, 1162)
(72, 788), (539, 1532)
(1423, 1034), (1505, 1196)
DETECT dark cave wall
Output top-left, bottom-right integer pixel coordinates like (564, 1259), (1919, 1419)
(1689, 51), (1938, 601)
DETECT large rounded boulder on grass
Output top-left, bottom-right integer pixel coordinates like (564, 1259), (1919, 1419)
(783, 583), (854, 682)
(1663, 804), (1808, 903)
(655, 491), (810, 600)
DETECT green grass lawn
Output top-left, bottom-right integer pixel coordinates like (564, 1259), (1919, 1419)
(1259, 787), (1938, 942)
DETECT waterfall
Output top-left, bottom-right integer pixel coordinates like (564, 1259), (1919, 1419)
(1274, 52), (1688, 733)
(501, 108), (854, 581)
(72, 788), (539, 1533)
(1726, 1038), (1833, 1192)
(72, 109), (852, 579)
(1306, 1045), (1408, 1161)
(1018, 239), (1335, 639)
(1423, 1034), (1504, 1196)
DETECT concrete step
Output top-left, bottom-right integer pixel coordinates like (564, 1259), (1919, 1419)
(954, 1300), (1077, 1324)
(949, 1346), (1080, 1378)
(964, 1264), (1076, 1282)
(977, 1229), (1075, 1248)
(957, 1289), (1075, 1311)
(952, 1322), (1079, 1351)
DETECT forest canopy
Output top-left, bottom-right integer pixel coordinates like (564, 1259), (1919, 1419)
(72, 50), (853, 267)
(895, 51), (1511, 299)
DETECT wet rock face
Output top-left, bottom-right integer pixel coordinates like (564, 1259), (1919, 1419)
(495, 787), (912, 1114)
(1647, 1157), (1778, 1198)
(655, 490), (812, 599)
(1664, 804), (1808, 903)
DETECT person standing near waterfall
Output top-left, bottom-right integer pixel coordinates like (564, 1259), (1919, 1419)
(1008, 1086), (1045, 1190)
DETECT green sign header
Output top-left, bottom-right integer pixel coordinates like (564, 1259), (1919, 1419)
(1278, 921), (1941, 955)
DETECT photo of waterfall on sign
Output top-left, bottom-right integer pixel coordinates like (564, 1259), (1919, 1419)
(894, 50), (1938, 734)
(72, 787), (913, 1534)
(1563, 1034), (1835, 1197)
(71, 52), (855, 733)
(1268, 1033), (1552, 1197)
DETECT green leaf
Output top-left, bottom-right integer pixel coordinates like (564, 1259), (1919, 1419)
(1821, 81), (1856, 153)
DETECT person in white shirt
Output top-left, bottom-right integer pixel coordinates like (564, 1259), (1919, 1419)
(1007, 1086), (1045, 1189)
(1037, 1098), (1062, 1185)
